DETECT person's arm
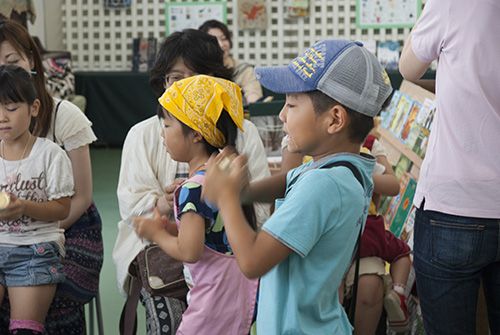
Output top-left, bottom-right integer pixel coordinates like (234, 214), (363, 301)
(133, 207), (206, 263)
(372, 155), (400, 197)
(0, 194), (71, 222)
(203, 155), (292, 278)
(281, 146), (303, 173)
(58, 145), (92, 229)
(399, 30), (432, 81)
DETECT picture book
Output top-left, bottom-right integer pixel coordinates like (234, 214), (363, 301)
(384, 171), (412, 228)
(388, 173), (417, 238)
(399, 101), (421, 144)
(381, 90), (402, 129)
(377, 41), (400, 70)
(394, 155), (413, 180)
(388, 94), (413, 137)
(400, 205), (416, 250)
(406, 97), (435, 150)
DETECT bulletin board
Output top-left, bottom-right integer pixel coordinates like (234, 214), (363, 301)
(356, 0), (421, 29)
(166, 2), (227, 35)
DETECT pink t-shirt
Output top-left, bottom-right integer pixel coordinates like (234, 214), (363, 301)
(411, 0), (500, 218)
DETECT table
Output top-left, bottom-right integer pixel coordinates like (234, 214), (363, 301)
(75, 71), (158, 146)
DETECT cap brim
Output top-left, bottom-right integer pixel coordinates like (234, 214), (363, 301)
(255, 66), (316, 94)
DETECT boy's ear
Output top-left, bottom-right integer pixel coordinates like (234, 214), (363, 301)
(30, 99), (40, 117)
(326, 104), (348, 134)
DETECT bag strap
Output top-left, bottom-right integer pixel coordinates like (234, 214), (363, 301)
(53, 100), (63, 144)
(318, 161), (364, 324)
(119, 274), (139, 335)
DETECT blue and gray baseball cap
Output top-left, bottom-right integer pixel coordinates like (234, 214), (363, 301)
(255, 39), (393, 117)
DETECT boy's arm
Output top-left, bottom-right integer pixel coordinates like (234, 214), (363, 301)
(245, 172), (287, 204)
(218, 193), (292, 278)
(204, 155), (292, 278)
(0, 195), (71, 222)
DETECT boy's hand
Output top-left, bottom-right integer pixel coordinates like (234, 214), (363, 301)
(203, 153), (248, 205)
(133, 207), (171, 242)
(157, 178), (184, 216)
(0, 194), (25, 221)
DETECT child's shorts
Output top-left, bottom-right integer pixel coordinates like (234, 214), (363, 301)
(344, 256), (392, 298)
(0, 242), (65, 287)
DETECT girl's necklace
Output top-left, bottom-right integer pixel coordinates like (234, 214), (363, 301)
(189, 162), (207, 179)
(1, 135), (32, 185)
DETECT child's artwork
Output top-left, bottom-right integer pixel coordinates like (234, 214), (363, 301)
(105, 0), (131, 7)
(381, 90), (402, 129)
(377, 41), (400, 70)
(286, 0), (309, 18)
(238, 0), (267, 29)
(359, 40), (377, 55)
(166, 2), (227, 35)
(356, 0), (421, 28)
(388, 94), (413, 137)
(399, 101), (422, 143)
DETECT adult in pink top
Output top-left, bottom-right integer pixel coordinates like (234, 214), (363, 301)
(399, 0), (500, 334)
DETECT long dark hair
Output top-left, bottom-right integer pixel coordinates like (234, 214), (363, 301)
(0, 19), (54, 137)
(149, 29), (233, 97)
(0, 65), (37, 106)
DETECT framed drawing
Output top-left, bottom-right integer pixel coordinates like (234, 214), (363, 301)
(166, 2), (227, 35)
(356, 0), (421, 28)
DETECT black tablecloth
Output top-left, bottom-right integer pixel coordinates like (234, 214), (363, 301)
(75, 71), (158, 146)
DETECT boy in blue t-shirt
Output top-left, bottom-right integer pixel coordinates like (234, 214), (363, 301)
(203, 39), (393, 334)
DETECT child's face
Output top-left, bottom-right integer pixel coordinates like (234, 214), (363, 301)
(0, 41), (32, 73)
(0, 100), (38, 142)
(280, 93), (327, 157)
(160, 109), (193, 162)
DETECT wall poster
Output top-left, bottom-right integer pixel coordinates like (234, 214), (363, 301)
(356, 0), (421, 28)
(166, 2), (227, 35)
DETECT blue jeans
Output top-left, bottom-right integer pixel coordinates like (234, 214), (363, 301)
(414, 207), (500, 335)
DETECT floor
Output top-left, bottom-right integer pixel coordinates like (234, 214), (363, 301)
(86, 147), (146, 335)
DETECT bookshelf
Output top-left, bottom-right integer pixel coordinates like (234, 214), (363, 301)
(377, 79), (436, 179)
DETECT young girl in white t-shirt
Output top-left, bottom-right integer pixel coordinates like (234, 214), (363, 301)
(0, 65), (74, 335)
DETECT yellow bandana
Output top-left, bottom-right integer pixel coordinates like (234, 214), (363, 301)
(158, 75), (244, 148)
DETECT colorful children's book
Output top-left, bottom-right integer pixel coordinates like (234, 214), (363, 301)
(388, 173), (417, 238)
(400, 205), (416, 250)
(394, 155), (413, 180)
(381, 90), (402, 129)
(406, 97), (435, 150)
(377, 41), (400, 70)
(384, 171), (411, 228)
(399, 101), (421, 144)
(388, 94), (413, 137)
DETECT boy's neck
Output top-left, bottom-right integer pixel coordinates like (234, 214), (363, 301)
(310, 140), (362, 162)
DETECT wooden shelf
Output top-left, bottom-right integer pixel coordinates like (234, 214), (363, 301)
(377, 125), (423, 168)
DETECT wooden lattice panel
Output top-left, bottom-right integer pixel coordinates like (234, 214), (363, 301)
(63, 0), (412, 71)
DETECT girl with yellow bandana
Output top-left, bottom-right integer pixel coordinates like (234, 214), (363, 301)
(133, 75), (259, 335)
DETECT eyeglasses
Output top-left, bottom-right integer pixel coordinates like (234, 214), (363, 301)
(164, 73), (197, 87)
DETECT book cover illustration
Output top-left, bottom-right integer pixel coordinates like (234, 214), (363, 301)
(388, 93), (413, 137)
(400, 205), (416, 250)
(411, 100), (436, 159)
(399, 101), (421, 144)
(406, 97), (435, 149)
(381, 90), (402, 129)
(384, 171), (411, 229)
(377, 41), (400, 70)
(394, 155), (413, 180)
(389, 173), (417, 239)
